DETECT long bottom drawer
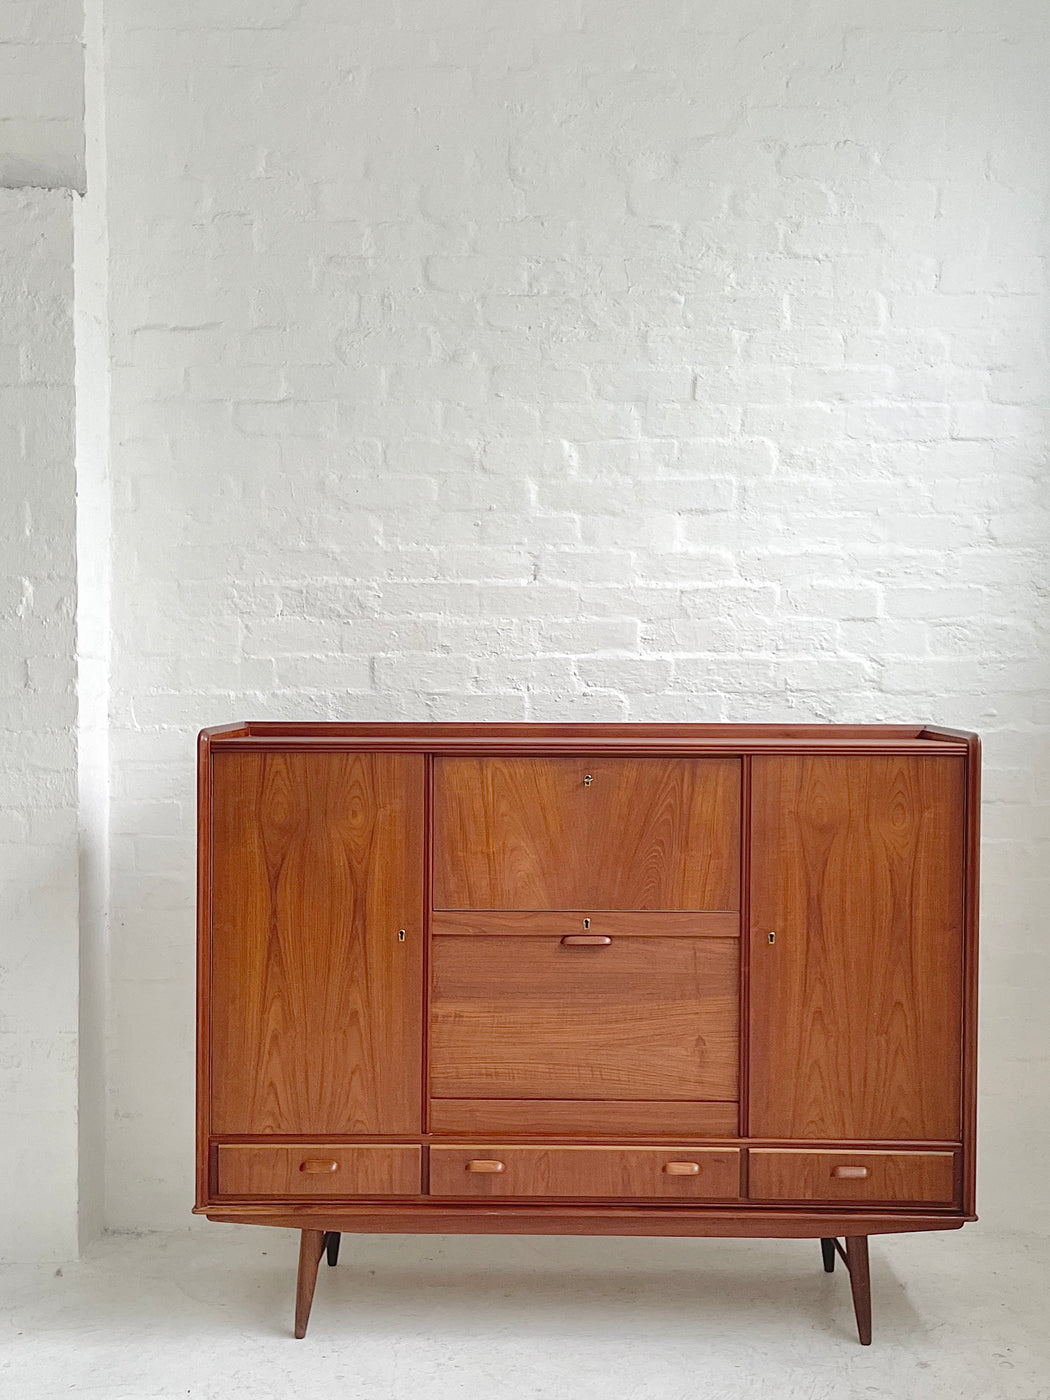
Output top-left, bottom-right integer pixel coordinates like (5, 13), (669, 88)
(429, 1146), (742, 1199)
(212, 1141), (957, 1208)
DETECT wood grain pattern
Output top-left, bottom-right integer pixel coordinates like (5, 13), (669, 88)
(748, 1150), (957, 1206)
(845, 1236), (872, 1345)
(217, 1144), (422, 1198)
(197, 721), (980, 1327)
(431, 936), (738, 1100)
(294, 1230), (326, 1338)
(961, 732), (981, 1217)
(204, 722), (971, 760)
(203, 1204), (970, 1237)
(433, 757), (740, 909)
(432, 910), (739, 938)
(225, 740), (961, 758)
(428, 1146), (742, 1199)
(209, 723), (942, 741)
(748, 756), (965, 1140)
(428, 1099), (739, 1137)
(210, 751), (424, 1135)
(195, 728), (217, 1208)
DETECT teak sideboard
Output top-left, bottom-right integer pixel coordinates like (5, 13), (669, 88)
(195, 722), (980, 1344)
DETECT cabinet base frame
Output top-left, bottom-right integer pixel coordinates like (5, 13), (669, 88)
(209, 1201), (967, 1338)
(201, 1204), (970, 1235)
(273, 1212), (956, 1341)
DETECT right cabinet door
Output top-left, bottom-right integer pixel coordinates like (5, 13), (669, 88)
(748, 755), (965, 1140)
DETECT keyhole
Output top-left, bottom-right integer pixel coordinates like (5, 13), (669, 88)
(583, 774), (593, 787)
(767, 931), (776, 945)
(398, 929), (406, 943)
(583, 918), (591, 929)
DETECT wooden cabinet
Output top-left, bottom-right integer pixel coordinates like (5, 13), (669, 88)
(197, 723), (980, 1344)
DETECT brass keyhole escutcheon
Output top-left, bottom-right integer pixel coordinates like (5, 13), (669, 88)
(583, 773), (593, 786)
(398, 929), (406, 942)
(768, 931), (776, 945)
(583, 917), (591, 929)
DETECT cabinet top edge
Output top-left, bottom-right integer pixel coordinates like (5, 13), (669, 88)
(199, 722), (975, 753)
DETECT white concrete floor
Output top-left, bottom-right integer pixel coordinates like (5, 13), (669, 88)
(0, 1226), (1047, 1399)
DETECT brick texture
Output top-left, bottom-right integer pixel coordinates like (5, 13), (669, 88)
(0, 0), (84, 188)
(5, 1), (1049, 1240)
(0, 189), (79, 1260)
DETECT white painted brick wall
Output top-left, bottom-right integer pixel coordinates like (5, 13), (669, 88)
(73, 0), (111, 1252)
(94, 1), (1050, 1232)
(0, 189), (79, 1261)
(0, 0), (84, 189)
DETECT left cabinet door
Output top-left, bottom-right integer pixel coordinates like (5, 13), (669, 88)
(208, 751), (425, 1135)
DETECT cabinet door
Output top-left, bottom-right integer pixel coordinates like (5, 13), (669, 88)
(434, 757), (740, 910)
(209, 751), (424, 1134)
(430, 934), (739, 1101)
(749, 756), (965, 1140)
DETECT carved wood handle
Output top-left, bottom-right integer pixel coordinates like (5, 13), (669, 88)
(465, 1159), (505, 1173)
(298, 1158), (339, 1174)
(662, 1161), (701, 1176)
(831, 1165), (870, 1180)
(560, 934), (612, 946)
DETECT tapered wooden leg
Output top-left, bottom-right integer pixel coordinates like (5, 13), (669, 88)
(845, 1236), (872, 1345)
(294, 1229), (326, 1339)
(820, 1237), (837, 1272)
(325, 1231), (341, 1267)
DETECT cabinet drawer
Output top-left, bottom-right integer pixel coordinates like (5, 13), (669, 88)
(433, 757), (740, 910)
(429, 1146), (742, 1199)
(215, 1144), (421, 1198)
(747, 1150), (957, 1206)
(431, 935), (739, 1101)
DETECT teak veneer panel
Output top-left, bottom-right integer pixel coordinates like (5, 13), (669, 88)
(431, 910), (739, 938)
(204, 1204), (971, 1237)
(209, 751), (424, 1135)
(748, 755), (965, 1141)
(748, 1149), (957, 1206)
(431, 935), (739, 1101)
(428, 1146), (742, 1200)
(216, 722), (945, 741)
(216, 1144), (422, 1198)
(433, 756), (740, 910)
(208, 722), (969, 759)
(429, 1099), (739, 1137)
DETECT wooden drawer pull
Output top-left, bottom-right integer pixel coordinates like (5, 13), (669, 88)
(298, 1158), (340, 1174)
(465, 1159), (505, 1174)
(662, 1161), (701, 1176)
(560, 934), (612, 946)
(831, 1165), (870, 1180)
